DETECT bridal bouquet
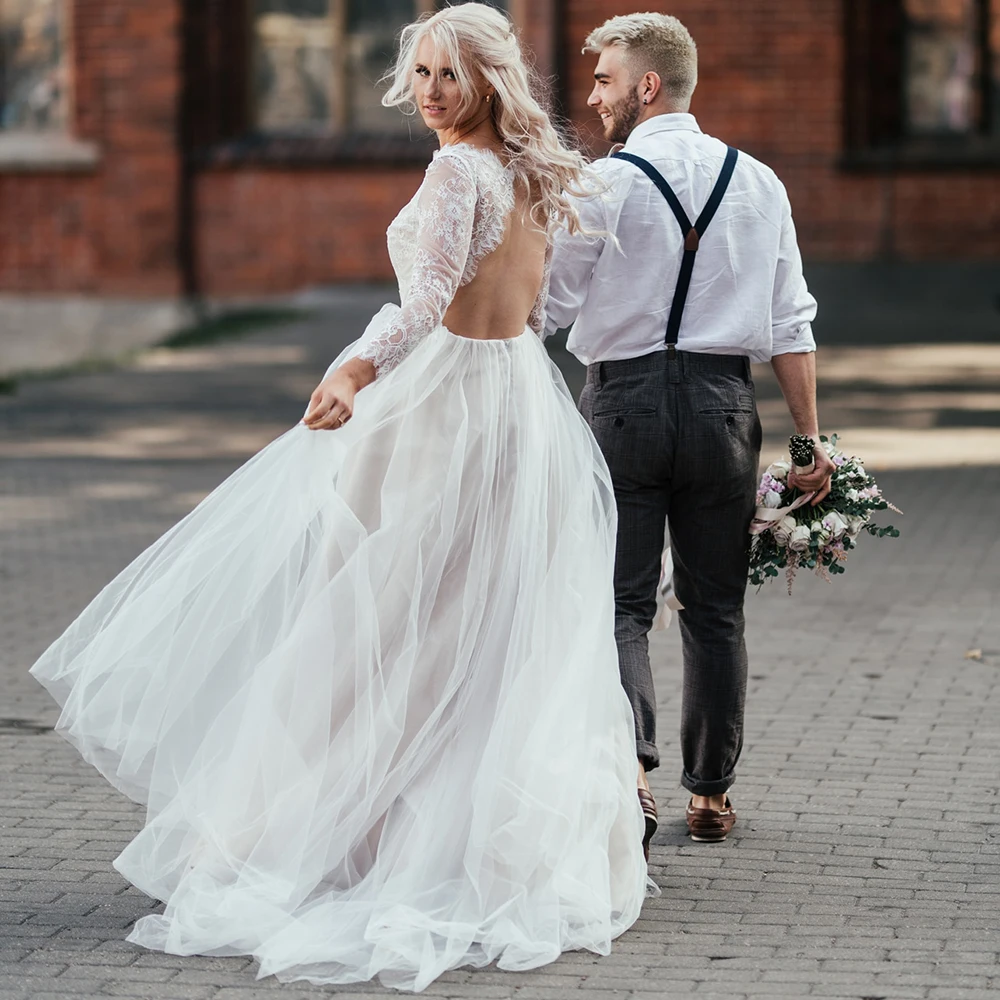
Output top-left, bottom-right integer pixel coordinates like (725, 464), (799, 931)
(748, 434), (900, 592)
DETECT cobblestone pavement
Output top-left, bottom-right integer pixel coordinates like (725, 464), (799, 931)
(1, 289), (998, 1000)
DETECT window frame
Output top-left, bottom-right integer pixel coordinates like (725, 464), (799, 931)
(842, 0), (1000, 170)
(195, 0), (558, 168)
(0, 0), (98, 172)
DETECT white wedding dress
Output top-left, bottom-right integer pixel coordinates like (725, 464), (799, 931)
(30, 143), (648, 991)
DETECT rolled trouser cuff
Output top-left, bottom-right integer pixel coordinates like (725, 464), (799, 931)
(637, 739), (660, 772)
(680, 769), (734, 797)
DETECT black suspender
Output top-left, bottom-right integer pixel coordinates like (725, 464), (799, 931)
(612, 145), (739, 347)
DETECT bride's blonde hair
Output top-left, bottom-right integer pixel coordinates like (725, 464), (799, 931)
(382, 2), (594, 234)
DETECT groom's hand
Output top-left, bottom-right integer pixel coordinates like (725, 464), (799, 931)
(770, 353), (832, 505)
(788, 444), (835, 505)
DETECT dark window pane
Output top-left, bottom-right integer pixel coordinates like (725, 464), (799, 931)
(347, 0), (417, 132)
(0, 0), (68, 132)
(903, 0), (979, 133)
(991, 0), (1000, 133)
(254, 0), (333, 131)
(445, 0), (509, 9)
(254, 0), (423, 133)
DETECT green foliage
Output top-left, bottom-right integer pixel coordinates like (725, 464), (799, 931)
(162, 308), (308, 350)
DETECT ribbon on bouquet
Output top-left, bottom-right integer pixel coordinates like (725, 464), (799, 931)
(749, 490), (816, 536)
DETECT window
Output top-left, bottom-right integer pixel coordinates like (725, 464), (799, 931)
(0, 0), (68, 132)
(252, 0), (510, 134)
(845, 0), (1000, 163)
(253, 0), (430, 133)
(194, 0), (541, 164)
(905, 0), (981, 133)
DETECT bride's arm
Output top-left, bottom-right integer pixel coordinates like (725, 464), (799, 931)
(304, 154), (476, 430)
(357, 154), (475, 376)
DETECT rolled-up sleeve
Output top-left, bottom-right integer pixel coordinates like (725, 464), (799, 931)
(770, 183), (817, 355)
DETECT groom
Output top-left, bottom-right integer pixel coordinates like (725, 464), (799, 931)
(546, 13), (833, 843)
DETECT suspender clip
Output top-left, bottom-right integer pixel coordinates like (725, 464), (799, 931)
(684, 228), (700, 252)
(666, 344), (676, 359)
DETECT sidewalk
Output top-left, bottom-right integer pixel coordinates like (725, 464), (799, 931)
(1, 289), (998, 1000)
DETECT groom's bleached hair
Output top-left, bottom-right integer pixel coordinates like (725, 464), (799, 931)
(583, 13), (698, 111)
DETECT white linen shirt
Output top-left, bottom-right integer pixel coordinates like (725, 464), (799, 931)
(545, 114), (817, 365)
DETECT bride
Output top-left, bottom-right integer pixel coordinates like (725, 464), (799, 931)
(29, 3), (649, 991)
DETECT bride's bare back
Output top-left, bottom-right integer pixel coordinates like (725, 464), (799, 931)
(305, 142), (552, 430)
(443, 178), (548, 341)
(356, 141), (552, 371)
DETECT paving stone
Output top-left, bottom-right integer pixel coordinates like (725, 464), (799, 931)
(2, 291), (998, 1000)
(97, 986), (216, 999)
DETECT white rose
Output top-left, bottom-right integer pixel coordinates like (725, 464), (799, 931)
(811, 519), (832, 543)
(773, 514), (797, 546)
(822, 511), (849, 539)
(847, 514), (867, 537)
(762, 490), (783, 509)
(766, 460), (790, 481)
(846, 488), (860, 502)
(788, 524), (812, 552)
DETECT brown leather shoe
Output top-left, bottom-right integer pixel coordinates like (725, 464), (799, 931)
(685, 797), (736, 842)
(637, 788), (658, 861)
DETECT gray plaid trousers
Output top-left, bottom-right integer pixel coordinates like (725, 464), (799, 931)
(580, 349), (762, 796)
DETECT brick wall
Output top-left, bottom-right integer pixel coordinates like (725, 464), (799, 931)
(0, 1), (182, 295)
(563, 0), (1000, 261)
(0, 0), (997, 301)
(195, 167), (425, 296)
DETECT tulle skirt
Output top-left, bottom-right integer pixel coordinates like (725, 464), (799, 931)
(29, 306), (648, 991)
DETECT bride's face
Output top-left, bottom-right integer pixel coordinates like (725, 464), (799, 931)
(413, 36), (466, 133)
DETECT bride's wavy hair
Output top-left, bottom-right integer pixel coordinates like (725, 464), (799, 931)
(382, 2), (595, 234)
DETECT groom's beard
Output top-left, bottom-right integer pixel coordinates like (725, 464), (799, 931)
(604, 90), (643, 145)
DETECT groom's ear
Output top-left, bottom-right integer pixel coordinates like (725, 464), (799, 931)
(639, 71), (662, 106)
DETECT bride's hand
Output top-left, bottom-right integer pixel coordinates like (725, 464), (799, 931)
(303, 360), (375, 430)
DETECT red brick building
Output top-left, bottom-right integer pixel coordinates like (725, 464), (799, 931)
(1, 1), (998, 368)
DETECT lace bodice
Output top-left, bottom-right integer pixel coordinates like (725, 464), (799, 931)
(358, 143), (550, 377)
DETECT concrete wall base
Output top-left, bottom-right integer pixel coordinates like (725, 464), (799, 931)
(1, 262), (997, 378)
(0, 296), (197, 377)
(807, 261), (1000, 345)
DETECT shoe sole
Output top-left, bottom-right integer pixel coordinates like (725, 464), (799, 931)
(688, 832), (729, 842)
(642, 815), (658, 860)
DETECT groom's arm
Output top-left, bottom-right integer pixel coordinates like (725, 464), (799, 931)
(770, 350), (819, 438)
(770, 181), (816, 358)
(769, 182), (833, 503)
(543, 197), (607, 340)
(770, 351), (834, 504)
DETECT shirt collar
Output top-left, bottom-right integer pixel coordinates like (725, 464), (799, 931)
(625, 113), (702, 148)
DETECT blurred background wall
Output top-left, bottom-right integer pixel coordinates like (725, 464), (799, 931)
(1, 0), (998, 373)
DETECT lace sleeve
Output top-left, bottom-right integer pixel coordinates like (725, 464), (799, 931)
(528, 239), (553, 338)
(358, 154), (477, 377)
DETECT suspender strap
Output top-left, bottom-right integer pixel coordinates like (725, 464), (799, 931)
(694, 145), (738, 239)
(612, 145), (739, 345)
(613, 151), (694, 234)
